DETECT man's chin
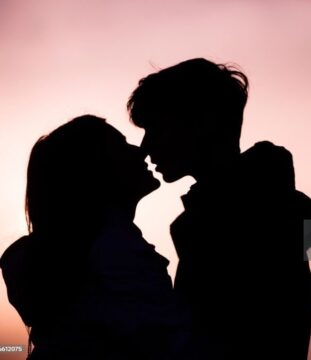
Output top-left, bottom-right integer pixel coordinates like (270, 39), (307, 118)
(155, 165), (185, 183)
(151, 177), (161, 190)
(162, 172), (182, 183)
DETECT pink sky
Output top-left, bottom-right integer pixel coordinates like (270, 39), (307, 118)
(0, 0), (311, 358)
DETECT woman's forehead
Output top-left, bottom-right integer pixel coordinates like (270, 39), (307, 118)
(105, 123), (127, 143)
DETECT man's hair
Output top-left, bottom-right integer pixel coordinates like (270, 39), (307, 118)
(127, 58), (249, 147)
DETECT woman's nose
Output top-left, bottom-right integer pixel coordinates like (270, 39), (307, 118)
(129, 143), (147, 160)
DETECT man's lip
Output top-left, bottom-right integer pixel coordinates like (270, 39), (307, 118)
(149, 158), (158, 165)
(146, 156), (159, 168)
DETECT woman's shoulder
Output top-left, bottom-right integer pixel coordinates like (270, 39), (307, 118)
(0, 235), (35, 326)
(0, 235), (30, 272)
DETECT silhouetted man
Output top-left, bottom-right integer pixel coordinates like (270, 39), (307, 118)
(128, 58), (311, 359)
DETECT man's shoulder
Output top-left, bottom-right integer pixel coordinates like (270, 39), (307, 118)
(240, 141), (295, 192)
(294, 190), (311, 217)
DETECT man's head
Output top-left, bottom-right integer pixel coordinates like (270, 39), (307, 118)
(127, 58), (249, 182)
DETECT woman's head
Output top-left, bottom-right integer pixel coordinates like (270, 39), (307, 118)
(26, 115), (159, 237)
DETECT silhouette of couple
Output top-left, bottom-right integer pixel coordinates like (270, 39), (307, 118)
(1, 58), (310, 360)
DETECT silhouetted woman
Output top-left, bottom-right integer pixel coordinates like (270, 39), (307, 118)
(0, 115), (189, 360)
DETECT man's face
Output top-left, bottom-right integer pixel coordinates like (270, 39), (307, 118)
(104, 124), (160, 200)
(140, 112), (195, 182)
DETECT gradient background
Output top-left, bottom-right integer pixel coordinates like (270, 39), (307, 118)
(0, 0), (311, 358)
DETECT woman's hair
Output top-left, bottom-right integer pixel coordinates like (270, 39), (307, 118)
(25, 115), (130, 331)
(25, 114), (119, 240)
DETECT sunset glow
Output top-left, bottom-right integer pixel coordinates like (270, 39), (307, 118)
(1, 1), (311, 358)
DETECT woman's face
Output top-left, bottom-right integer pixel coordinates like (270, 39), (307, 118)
(105, 124), (160, 204)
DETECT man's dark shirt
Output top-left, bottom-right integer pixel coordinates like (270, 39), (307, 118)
(171, 141), (311, 360)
